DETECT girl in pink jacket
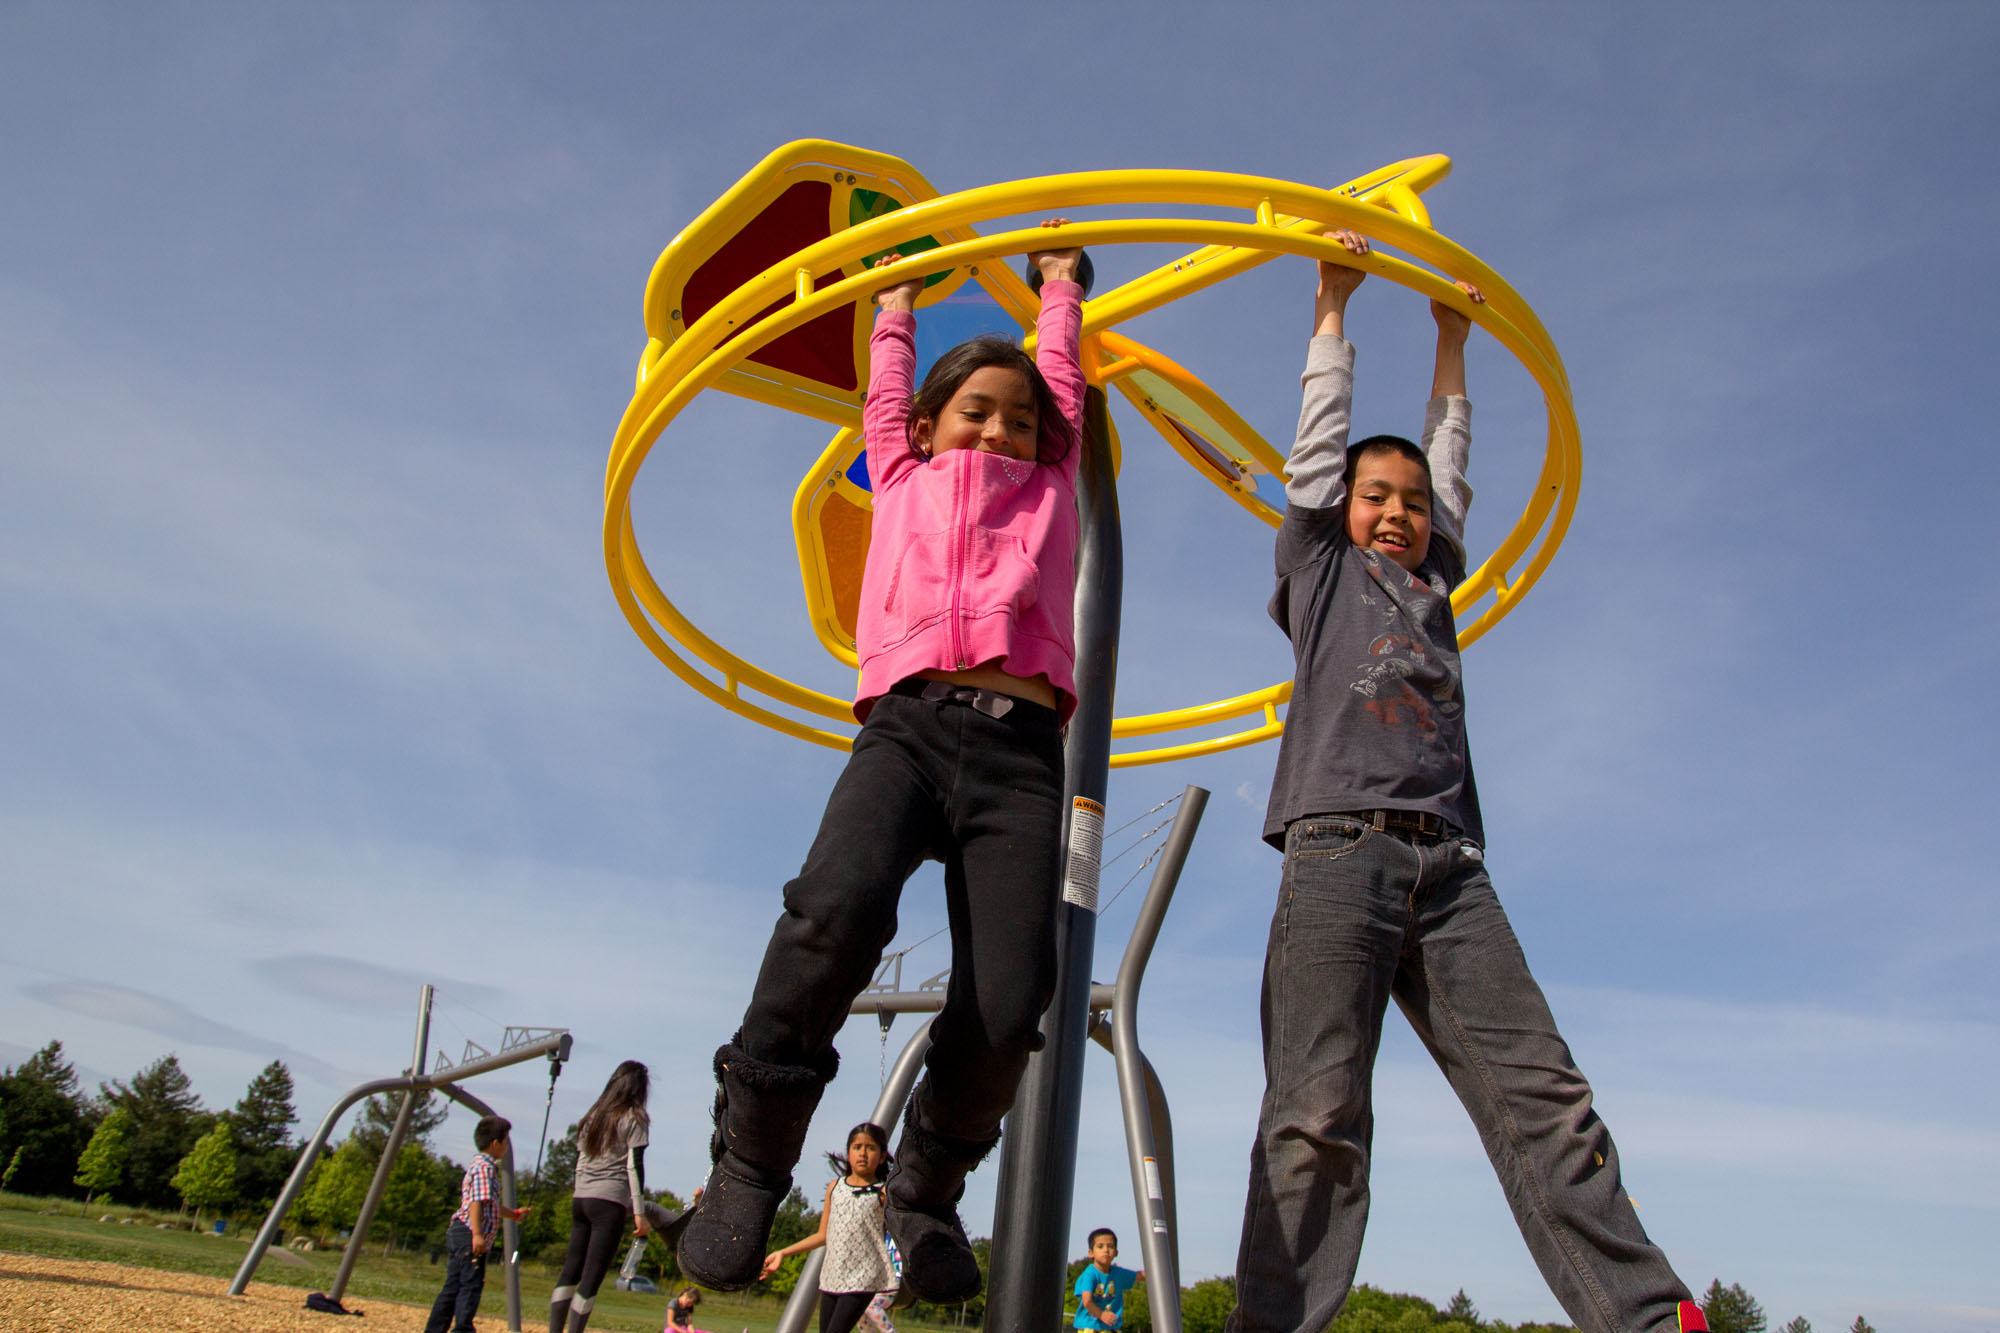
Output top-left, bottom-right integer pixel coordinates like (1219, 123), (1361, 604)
(677, 222), (1087, 1308)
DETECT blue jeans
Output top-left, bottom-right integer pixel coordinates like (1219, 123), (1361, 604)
(1229, 818), (1690, 1333)
(426, 1220), (489, 1333)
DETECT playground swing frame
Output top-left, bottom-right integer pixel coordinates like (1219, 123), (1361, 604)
(228, 989), (570, 1333)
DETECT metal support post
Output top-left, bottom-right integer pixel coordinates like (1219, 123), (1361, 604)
(499, 1135), (523, 1331)
(1109, 785), (1206, 1333)
(987, 384), (1121, 1332)
(1085, 1019), (1180, 1251)
(329, 985), (433, 1305)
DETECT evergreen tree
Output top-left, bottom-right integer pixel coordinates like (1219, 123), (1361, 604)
(1449, 1290), (1483, 1325)
(1848, 1319), (1875, 1333)
(536, 1121), (579, 1194)
(226, 1061), (300, 1208)
(75, 1107), (134, 1204)
(101, 1054), (212, 1208)
(0, 1040), (95, 1198)
(1701, 1281), (1769, 1333)
(1781, 1317), (1812, 1333)
(171, 1122), (238, 1223)
(349, 1089), (449, 1163)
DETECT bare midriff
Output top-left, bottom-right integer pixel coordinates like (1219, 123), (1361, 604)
(912, 662), (1058, 710)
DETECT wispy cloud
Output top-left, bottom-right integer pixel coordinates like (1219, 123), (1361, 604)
(248, 953), (507, 1016)
(24, 980), (348, 1086)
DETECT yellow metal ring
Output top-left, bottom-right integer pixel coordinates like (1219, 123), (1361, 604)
(606, 166), (1577, 766)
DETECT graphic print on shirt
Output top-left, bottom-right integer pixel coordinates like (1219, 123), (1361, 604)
(1344, 551), (1463, 763)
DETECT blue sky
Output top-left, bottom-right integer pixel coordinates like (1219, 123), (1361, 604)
(3, 4), (1997, 1331)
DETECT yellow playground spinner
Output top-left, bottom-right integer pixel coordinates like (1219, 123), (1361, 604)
(605, 141), (1579, 765)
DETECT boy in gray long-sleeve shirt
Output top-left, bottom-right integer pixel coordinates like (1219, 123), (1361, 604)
(1228, 232), (1702, 1333)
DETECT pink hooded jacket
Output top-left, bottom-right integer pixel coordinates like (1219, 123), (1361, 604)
(853, 279), (1087, 723)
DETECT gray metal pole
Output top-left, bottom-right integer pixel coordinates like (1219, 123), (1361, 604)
(1109, 786), (1207, 1333)
(1086, 1021), (1180, 1256)
(329, 985), (434, 1304)
(775, 1018), (937, 1333)
(987, 384), (1121, 1332)
(499, 1135), (524, 1333)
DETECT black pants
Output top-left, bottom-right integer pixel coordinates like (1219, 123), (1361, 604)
(425, 1220), (487, 1333)
(741, 688), (1064, 1141)
(819, 1289), (876, 1333)
(550, 1197), (627, 1332)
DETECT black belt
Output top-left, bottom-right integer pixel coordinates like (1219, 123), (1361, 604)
(1345, 808), (1455, 838)
(891, 677), (1056, 723)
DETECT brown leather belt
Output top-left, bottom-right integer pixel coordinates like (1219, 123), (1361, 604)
(1347, 808), (1454, 838)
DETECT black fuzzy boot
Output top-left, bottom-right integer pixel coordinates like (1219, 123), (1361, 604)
(885, 1090), (999, 1306)
(675, 1034), (834, 1291)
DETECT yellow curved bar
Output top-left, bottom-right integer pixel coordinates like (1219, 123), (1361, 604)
(609, 221), (1572, 757)
(605, 157), (1578, 766)
(608, 217), (1576, 748)
(1094, 330), (1288, 527)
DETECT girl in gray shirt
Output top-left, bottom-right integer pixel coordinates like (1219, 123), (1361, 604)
(550, 1061), (652, 1333)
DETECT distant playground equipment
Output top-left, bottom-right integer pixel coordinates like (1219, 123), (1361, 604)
(605, 141), (1576, 1333)
(229, 986), (570, 1332)
(605, 141), (1577, 767)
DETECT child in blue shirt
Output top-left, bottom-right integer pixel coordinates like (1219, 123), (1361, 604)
(1072, 1228), (1139, 1330)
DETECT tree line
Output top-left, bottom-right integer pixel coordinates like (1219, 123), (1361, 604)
(2, 1041), (301, 1225)
(1, 1039), (467, 1251)
(3, 1044), (1886, 1329)
(1700, 1279), (1878, 1333)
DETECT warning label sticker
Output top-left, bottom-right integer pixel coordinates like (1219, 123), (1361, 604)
(1063, 796), (1105, 911)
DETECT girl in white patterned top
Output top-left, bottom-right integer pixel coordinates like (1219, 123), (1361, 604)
(761, 1124), (896, 1333)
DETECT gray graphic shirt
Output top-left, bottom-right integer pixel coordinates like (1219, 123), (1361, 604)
(1263, 335), (1483, 849)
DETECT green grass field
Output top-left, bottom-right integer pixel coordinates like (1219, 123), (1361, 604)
(0, 1194), (970, 1333)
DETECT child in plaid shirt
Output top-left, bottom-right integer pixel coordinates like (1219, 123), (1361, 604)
(426, 1115), (532, 1333)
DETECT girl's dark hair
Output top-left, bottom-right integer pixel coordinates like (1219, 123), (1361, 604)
(904, 336), (1074, 466)
(578, 1060), (650, 1158)
(676, 1287), (701, 1304)
(1342, 434), (1432, 497)
(826, 1122), (891, 1179)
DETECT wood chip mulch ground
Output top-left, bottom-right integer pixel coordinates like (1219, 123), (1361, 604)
(0, 1253), (437, 1333)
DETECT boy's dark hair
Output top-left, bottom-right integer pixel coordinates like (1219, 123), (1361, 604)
(826, 1121), (891, 1178)
(1342, 434), (1432, 498)
(474, 1115), (512, 1153)
(905, 335), (1074, 466)
(1088, 1226), (1117, 1247)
